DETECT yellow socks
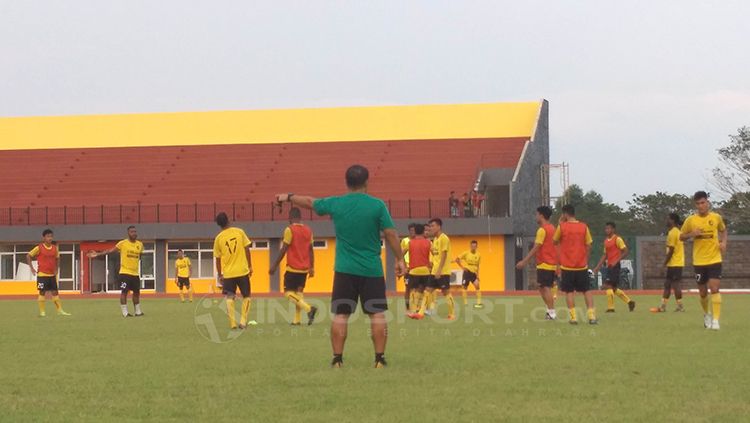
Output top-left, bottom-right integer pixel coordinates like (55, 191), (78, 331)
(615, 289), (631, 304)
(226, 298), (237, 328)
(285, 291), (312, 312)
(587, 308), (596, 321)
(711, 293), (721, 320)
(446, 293), (455, 317)
(476, 290), (482, 305)
(240, 298), (251, 326)
(569, 308), (577, 321)
(52, 295), (62, 311)
(188, 288), (193, 302)
(461, 289), (468, 305)
(410, 292), (422, 313)
(700, 295), (709, 314)
(661, 297), (668, 305)
(417, 291), (430, 314)
(606, 289), (615, 310)
(179, 289), (185, 302)
(37, 295), (46, 315)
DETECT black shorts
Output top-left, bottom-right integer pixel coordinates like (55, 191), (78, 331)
(331, 272), (387, 315)
(119, 274), (141, 293)
(537, 269), (556, 288)
(694, 264), (722, 284)
(36, 276), (58, 293)
(409, 275), (430, 290)
(284, 272), (307, 292)
(461, 270), (478, 288)
(429, 275), (451, 290)
(604, 263), (621, 287)
(666, 267), (683, 282)
(560, 270), (590, 293)
(177, 277), (190, 289)
(222, 275), (251, 297)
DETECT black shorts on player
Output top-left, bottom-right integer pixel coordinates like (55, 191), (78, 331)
(331, 272), (387, 315)
(177, 277), (190, 289)
(119, 274), (141, 294)
(604, 263), (621, 288)
(409, 275), (430, 290)
(666, 267), (683, 281)
(284, 272), (307, 292)
(694, 264), (722, 284)
(429, 275), (451, 291)
(560, 270), (590, 293)
(37, 276), (58, 293)
(461, 270), (478, 288)
(222, 275), (251, 297)
(537, 269), (556, 288)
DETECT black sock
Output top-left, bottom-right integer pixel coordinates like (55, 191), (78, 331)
(375, 353), (384, 362)
(333, 354), (343, 362)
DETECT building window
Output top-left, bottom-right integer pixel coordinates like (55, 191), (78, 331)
(167, 241), (215, 279)
(312, 240), (328, 249)
(251, 241), (269, 250)
(0, 243), (79, 290)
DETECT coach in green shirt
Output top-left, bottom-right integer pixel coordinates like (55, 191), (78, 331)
(276, 165), (405, 369)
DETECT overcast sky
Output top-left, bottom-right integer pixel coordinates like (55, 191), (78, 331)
(2, 1), (749, 205)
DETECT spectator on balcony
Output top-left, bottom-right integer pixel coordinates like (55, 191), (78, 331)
(462, 192), (473, 218)
(472, 190), (485, 217)
(449, 191), (459, 218)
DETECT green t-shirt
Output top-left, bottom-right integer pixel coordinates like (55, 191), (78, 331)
(313, 192), (395, 277)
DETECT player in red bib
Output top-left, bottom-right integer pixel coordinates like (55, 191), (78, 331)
(26, 229), (71, 317)
(593, 222), (635, 312)
(516, 206), (558, 320)
(270, 207), (319, 325)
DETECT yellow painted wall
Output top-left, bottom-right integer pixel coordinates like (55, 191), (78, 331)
(0, 102), (540, 151)
(396, 235), (506, 292)
(0, 282), (41, 295)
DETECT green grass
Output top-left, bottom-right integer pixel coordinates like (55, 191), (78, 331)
(1, 294), (749, 422)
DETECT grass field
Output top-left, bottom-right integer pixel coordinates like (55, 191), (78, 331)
(1, 293), (749, 422)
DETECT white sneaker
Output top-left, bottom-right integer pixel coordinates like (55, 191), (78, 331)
(704, 314), (713, 329)
(711, 320), (720, 331)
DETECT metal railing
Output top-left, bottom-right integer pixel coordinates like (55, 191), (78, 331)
(0, 199), (486, 226)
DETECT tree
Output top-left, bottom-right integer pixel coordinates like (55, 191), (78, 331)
(626, 192), (693, 235)
(555, 185), (631, 234)
(712, 126), (750, 229)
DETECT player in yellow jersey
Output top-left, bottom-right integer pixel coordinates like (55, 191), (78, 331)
(26, 229), (71, 317)
(401, 224), (417, 311)
(213, 212), (255, 329)
(174, 249), (193, 303)
(89, 226), (145, 317)
(415, 218), (456, 320)
(455, 240), (483, 309)
(680, 191), (727, 330)
(656, 213), (685, 312)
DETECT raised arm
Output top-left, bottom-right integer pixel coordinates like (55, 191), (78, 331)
(88, 245), (119, 258)
(275, 193), (316, 210)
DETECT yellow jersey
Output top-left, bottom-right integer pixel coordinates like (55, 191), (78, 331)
(28, 244), (59, 277)
(681, 212), (725, 266)
(400, 237), (410, 266)
(666, 227), (684, 267)
(116, 239), (144, 277)
(458, 250), (481, 273)
(175, 257), (192, 278)
(431, 233), (452, 276)
(213, 227), (252, 278)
